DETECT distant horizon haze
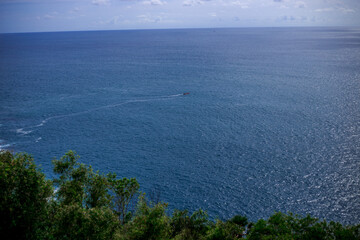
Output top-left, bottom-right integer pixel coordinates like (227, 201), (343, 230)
(1, 0), (359, 33)
(2, 25), (360, 35)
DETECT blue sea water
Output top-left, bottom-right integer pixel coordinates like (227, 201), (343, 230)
(1, 27), (360, 224)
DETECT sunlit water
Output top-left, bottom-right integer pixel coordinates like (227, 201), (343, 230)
(1, 27), (359, 223)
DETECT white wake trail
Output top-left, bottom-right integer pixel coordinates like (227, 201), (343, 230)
(16, 93), (184, 135)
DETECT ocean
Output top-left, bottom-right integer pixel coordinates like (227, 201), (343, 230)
(0, 27), (359, 223)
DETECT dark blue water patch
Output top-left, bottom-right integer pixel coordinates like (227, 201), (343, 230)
(1, 27), (359, 224)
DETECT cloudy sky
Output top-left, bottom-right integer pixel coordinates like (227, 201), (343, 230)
(0, 0), (359, 33)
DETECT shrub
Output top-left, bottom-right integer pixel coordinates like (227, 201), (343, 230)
(0, 151), (53, 240)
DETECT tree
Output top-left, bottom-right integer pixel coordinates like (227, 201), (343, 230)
(86, 171), (112, 208)
(123, 196), (170, 240)
(2, 150), (360, 239)
(170, 209), (210, 239)
(228, 215), (248, 227)
(0, 151), (53, 240)
(107, 173), (140, 224)
(51, 151), (120, 239)
(204, 220), (244, 240)
(52, 203), (119, 240)
(247, 212), (360, 240)
(52, 150), (90, 206)
(52, 150), (111, 208)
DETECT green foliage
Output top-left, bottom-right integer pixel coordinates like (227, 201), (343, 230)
(52, 204), (119, 240)
(0, 151), (53, 240)
(122, 196), (170, 240)
(229, 215), (248, 227)
(201, 215), (247, 240)
(170, 209), (210, 239)
(1, 150), (359, 240)
(108, 173), (140, 224)
(52, 150), (112, 209)
(204, 220), (244, 240)
(51, 151), (120, 239)
(86, 171), (112, 208)
(52, 151), (90, 206)
(247, 212), (360, 240)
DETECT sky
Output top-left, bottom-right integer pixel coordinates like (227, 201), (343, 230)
(0, 0), (359, 33)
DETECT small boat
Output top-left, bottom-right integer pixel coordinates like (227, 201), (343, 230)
(183, 92), (190, 95)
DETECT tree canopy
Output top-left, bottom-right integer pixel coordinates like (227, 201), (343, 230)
(1, 150), (359, 240)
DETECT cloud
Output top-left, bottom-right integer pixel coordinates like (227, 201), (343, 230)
(142, 0), (166, 6)
(230, 1), (249, 9)
(182, 0), (194, 7)
(137, 14), (163, 23)
(315, 7), (355, 14)
(295, 1), (305, 8)
(44, 14), (54, 19)
(38, 11), (58, 20)
(1, 0), (78, 2)
(279, 15), (296, 21)
(315, 8), (333, 12)
(92, 0), (110, 6)
(109, 16), (120, 24)
(182, 0), (208, 7)
(96, 15), (123, 25)
(273, 0), (283, 2)
(339, 7), (355, 13)
(69, 7), (80, 14)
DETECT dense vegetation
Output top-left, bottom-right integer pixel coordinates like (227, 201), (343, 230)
(1, 150), (359, 240)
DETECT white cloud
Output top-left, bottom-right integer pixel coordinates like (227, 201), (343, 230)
(295, 1), (306, 9)
(182, 0), (206, 7)
(142, 0), (166, 6)
(230, 1), (249, 9)
(2, 0), (360, 32)
(92, 0), (110, 6)
(44, 14), (55, 19)
(96, 15), (123, 25)
(39, 11), (58, 20)
(69, 7), (80, 14)
(137, 14), (163, 23)
(278, 15), (296, 21)
(315, 8), (333, 12)
(315, 6), (355, 14)
(109, 16), (120, 24)
(339, 7), (355, 13)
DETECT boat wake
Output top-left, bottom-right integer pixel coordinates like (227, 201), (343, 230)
(15, 93), (184, 135)
(0, 139), (11, 151)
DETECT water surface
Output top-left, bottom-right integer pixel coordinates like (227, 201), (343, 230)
(1, 27), (359, 223)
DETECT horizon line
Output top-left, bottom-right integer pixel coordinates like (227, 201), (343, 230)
(1, 25), (360, 35)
